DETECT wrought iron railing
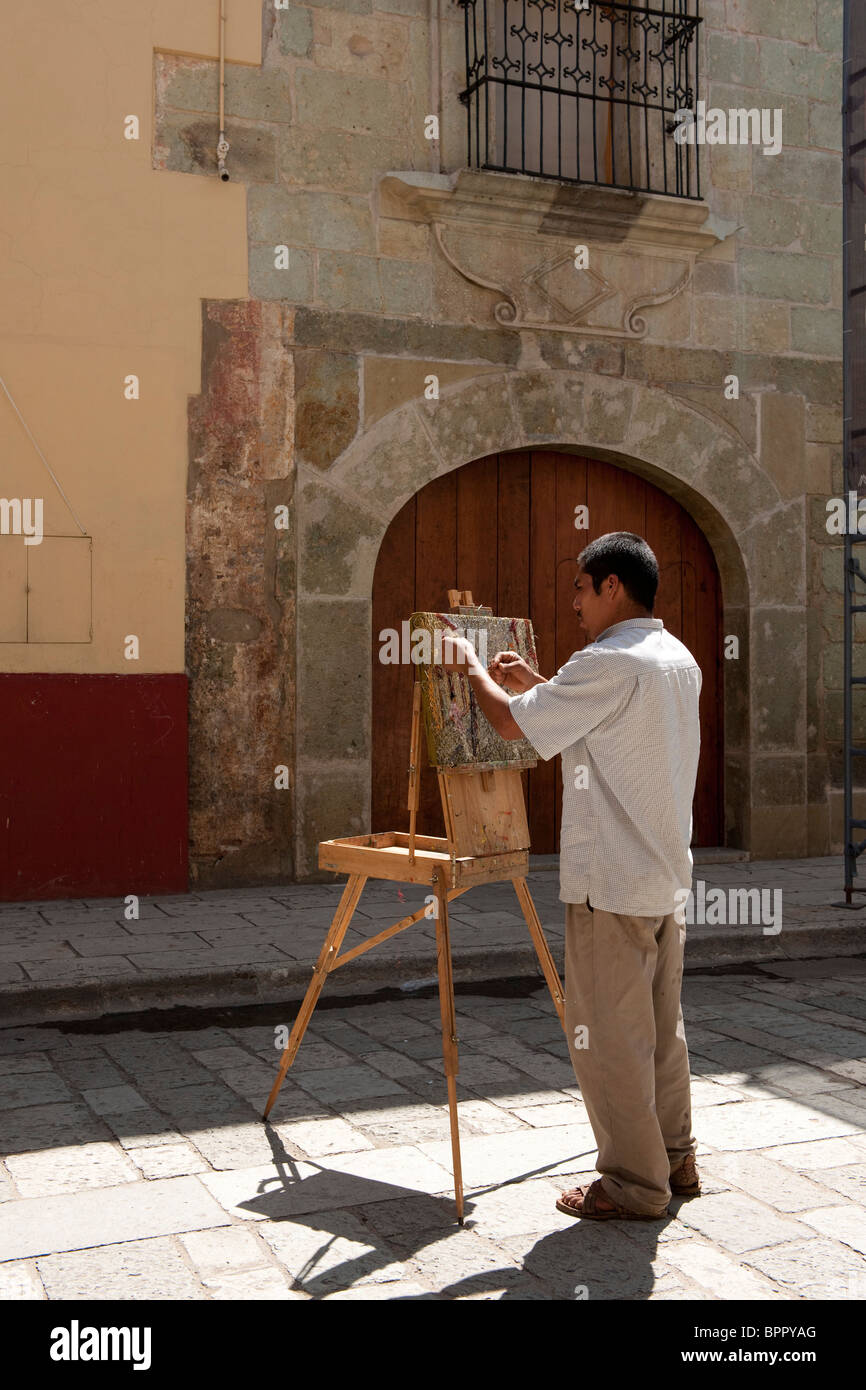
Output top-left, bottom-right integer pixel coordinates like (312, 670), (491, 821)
(458, 0), (702, 197)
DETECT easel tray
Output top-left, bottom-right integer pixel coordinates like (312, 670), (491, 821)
(318, 831), (530, 888)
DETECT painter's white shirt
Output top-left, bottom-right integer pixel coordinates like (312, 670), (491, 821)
(508, 618), (701, 915)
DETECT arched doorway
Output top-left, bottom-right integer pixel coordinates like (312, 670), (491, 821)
(372, 449), (723, 851)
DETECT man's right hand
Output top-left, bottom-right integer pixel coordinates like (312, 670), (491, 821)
(488, 651), (542, 693)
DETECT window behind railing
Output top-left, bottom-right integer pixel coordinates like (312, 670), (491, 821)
(458, 0), (702, 198)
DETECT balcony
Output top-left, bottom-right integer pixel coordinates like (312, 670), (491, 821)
(458, 0), (702, 198)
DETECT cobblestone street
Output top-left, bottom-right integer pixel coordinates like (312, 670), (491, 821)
(2, 953), (866, 1301)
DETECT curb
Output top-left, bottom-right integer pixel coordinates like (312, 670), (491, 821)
(2, 921), (865, 1027)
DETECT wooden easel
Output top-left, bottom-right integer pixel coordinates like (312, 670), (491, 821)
(263, 593), (566, 1223)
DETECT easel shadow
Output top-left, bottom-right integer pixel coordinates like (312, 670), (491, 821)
(239, 1127), (670, 1299)
(239, 1123), (437, 1220)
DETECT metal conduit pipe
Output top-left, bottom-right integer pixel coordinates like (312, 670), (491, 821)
(217, 0), (229, 181)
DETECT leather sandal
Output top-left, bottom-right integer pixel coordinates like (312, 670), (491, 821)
(670, 1153), (701, 1196)
(556, 1178), (665, 1221)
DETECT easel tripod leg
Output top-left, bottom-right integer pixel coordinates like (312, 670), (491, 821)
(263, 873), (367, 1120)
(512, 877), (566, 1030)
(434, 871), (464, 1224)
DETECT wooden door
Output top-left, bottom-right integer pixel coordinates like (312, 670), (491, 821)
(371, 450), (723, 849)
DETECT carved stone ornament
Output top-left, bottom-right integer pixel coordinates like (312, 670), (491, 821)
(379, 169), (737, 339)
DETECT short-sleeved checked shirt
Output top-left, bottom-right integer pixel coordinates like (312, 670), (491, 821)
(508, 617), (701, 916)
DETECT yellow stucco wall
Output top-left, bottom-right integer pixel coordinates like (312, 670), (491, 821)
(0, 0), (260, 672)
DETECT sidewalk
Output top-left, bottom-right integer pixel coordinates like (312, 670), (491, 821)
(1, 856), (864, 1027)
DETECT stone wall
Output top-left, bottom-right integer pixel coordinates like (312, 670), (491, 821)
(186, 300), (296, 886)
(153, 0), (846, 883)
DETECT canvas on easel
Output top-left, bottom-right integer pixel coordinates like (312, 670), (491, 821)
(410, 609), (540, 770)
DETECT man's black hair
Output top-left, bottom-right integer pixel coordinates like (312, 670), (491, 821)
(577, 532), (659, 611)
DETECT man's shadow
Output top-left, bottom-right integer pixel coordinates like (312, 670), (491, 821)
(235, 1125), (670, 1299)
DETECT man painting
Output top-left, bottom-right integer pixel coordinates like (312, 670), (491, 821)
(439, 532), (702, 1220)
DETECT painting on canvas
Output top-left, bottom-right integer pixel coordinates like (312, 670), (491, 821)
(410, 611), (540, 770)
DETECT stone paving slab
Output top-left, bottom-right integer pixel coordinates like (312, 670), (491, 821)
(0, 1176), (231, 1261)
(2, 958), (866, 1299)
(1, 857), (865, 1026)
(36, 1238), (210, 1301)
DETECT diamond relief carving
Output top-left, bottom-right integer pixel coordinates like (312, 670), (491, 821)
(432, 221), (693, 339)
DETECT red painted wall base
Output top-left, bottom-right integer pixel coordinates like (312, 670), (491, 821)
(0, 674), (188, 901)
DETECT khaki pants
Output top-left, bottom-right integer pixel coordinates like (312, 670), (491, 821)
(564, 900), (696, 1216)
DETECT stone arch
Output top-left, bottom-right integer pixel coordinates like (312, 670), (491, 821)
(294, 369), (792, 875)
